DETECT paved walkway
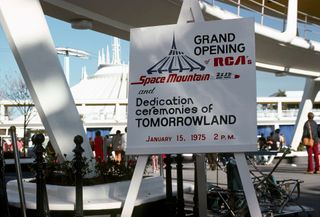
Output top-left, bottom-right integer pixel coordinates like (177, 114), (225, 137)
(4, 157), (320, 217)
(251, 162), (320, 217)
(156, 158), (319, 217)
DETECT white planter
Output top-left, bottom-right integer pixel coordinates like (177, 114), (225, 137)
(7, 176), (193, 211)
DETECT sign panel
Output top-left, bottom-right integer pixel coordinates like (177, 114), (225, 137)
(127, 18), (256, 155)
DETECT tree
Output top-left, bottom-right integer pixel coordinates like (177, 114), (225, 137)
(1, 74), (36, 157)
(275, 89), (286, 97)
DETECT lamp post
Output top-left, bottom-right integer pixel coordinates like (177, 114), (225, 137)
(56, 48), (90, 85)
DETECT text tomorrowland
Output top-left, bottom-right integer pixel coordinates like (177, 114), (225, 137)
(135, 115), (236, 128)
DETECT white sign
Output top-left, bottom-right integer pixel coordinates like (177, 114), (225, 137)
(127, 18), (256, 155)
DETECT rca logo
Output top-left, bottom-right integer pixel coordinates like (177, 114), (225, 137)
(213, 55), (252, 67)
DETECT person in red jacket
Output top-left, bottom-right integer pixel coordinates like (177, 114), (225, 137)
(94, 130), (104, 162)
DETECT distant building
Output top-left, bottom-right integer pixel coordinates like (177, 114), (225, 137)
(257, 91), (320, 146)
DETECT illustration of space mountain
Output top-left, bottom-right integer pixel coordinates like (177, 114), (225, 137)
(147, 35), (206, 74)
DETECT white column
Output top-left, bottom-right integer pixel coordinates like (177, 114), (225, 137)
(114, 103), (120, 120)
(291, 78), (320, 150)
(277, 101), (282, 118)
(0, 104), (5, 121)
(0, 0), (94, 166)
(284, 0), (297, 39)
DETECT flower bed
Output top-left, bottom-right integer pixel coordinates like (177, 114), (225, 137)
(32, 153), (137, 186)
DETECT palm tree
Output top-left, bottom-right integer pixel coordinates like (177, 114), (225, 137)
(275, 89), (286, 97)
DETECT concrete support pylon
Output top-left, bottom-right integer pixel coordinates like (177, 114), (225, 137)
(291, 78), (320, 150)
(0, 0), (94, 172)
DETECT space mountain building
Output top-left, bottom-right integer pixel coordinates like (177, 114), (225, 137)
(71, 38), (128, 138)
(0, 37), (128, 139)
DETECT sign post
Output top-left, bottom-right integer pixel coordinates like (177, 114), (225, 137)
(123, 0), (262, 217)
(235, 153), (262, 217)
(120, 155), (148, 217)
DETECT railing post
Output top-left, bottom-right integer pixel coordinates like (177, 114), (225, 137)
(164, 154), (175, 217)
(176, 154), (185, 217)
(73, 135), (84, 217)
(32, 134), (50, 217)
(261, 0), (265, 25)
(10, 126), (27, 217)
(0, 137), (11, 217)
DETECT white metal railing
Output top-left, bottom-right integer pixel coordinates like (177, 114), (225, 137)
(202, 0), (320, 43)
(257, 108), (320, 120)
(281, 109), (299, 118)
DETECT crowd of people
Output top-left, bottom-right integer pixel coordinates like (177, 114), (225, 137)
(89, 127), (161, 172)
(0, 127), (160, 172)
(2, 114), (320, 175)
(256, 111), (320, 174)
(89, 128), (128, 164)
(257, 128), (286, 165)
(2, 138), (24, 157)
(258, 129), (286, 152)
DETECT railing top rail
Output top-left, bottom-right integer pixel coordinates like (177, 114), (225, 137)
(203, 0), (320, 41)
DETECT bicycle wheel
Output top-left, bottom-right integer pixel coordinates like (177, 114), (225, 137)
(207, 185), (232, 217)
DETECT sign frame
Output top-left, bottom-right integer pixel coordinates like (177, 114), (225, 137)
(127, 18), (257, 155)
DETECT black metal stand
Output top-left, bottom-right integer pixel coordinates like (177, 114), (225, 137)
(73, 135), (84, 217)
(164, 154), (176, 217)
(33, 134), (50, 217)
(0, 138), (11, 217)
(176, 154), (185, 217)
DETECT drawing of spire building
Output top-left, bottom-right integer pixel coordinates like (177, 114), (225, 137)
(147, 35), (205, 74)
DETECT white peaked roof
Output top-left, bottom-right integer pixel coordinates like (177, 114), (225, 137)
(71, 37), (128, 101)
(71, 64), (128, 101)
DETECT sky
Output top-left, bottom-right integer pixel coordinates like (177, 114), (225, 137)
(0, 16), (306, 97)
